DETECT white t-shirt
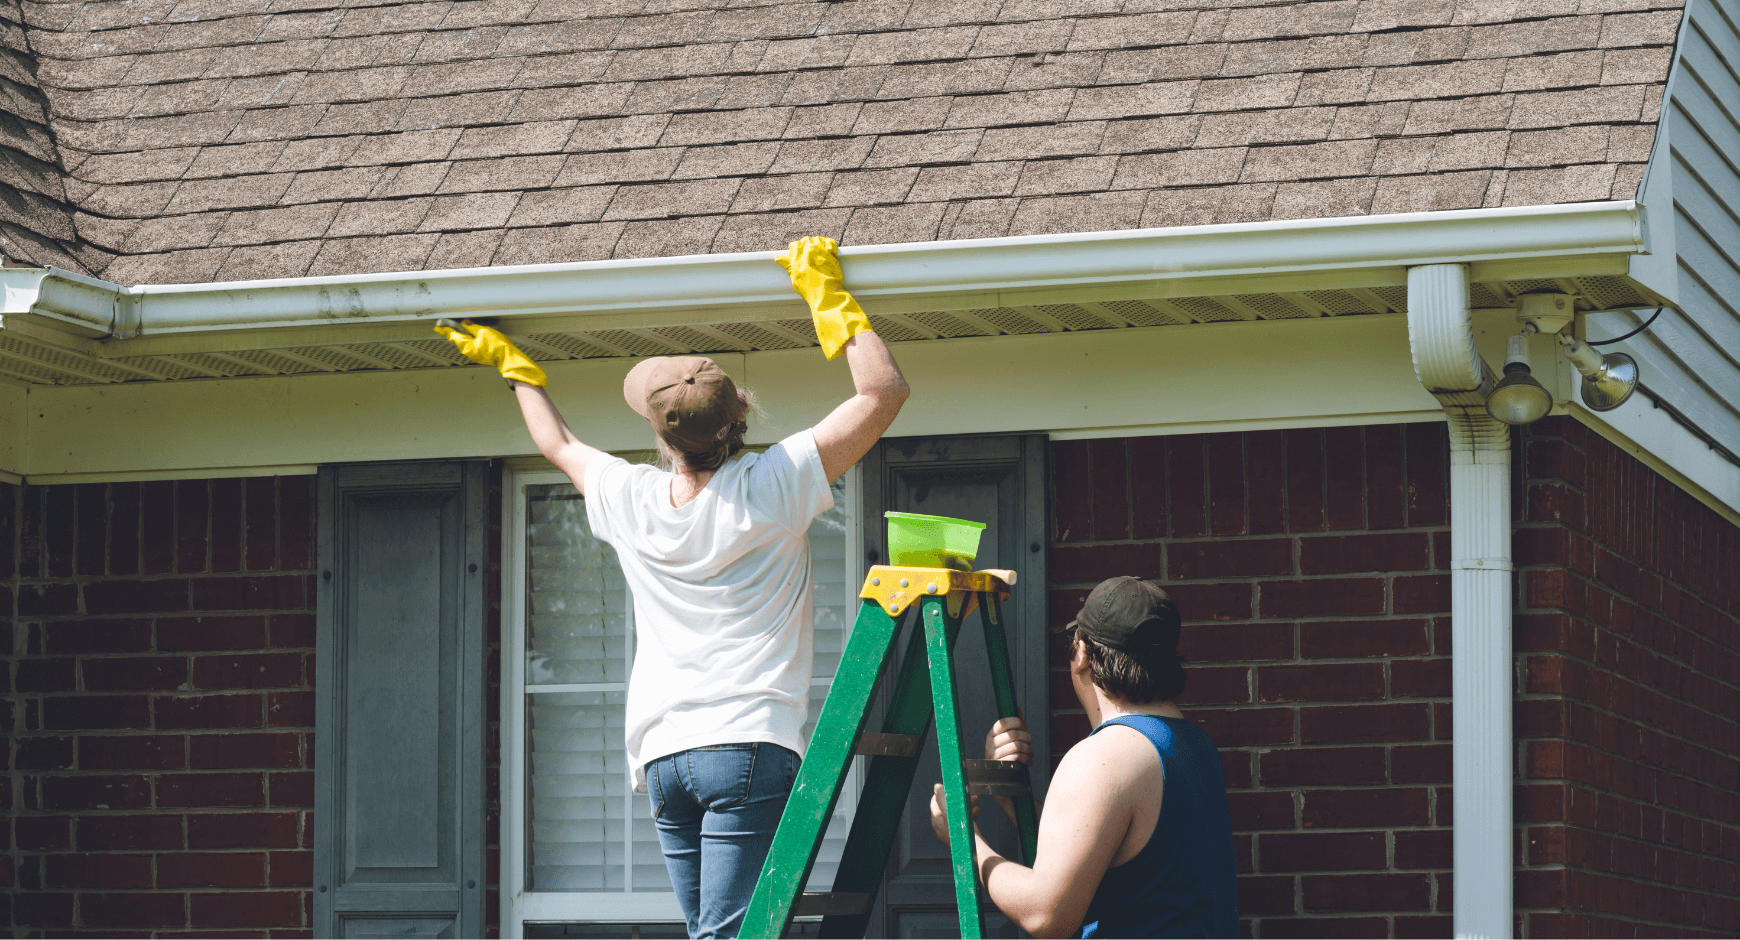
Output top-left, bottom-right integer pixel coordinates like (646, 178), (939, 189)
(584, 429), (835, 791)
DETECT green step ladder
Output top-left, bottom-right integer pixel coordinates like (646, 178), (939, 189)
(739, 565), (1040, 939)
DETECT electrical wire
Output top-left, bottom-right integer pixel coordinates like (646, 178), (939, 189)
(1588, 306), (1666, 346)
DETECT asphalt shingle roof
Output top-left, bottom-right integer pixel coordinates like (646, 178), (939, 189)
(0, 0), (1683, 284)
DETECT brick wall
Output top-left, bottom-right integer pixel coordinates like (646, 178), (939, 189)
(2, 477), (317, 937)
(1048, 424), (1455, 939)
(1514, 417), (1740, 938)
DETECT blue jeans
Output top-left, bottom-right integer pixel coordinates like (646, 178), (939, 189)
(646, 742), (798, 939)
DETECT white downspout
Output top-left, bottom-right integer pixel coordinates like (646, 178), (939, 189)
(1406, 264), (1513, 940)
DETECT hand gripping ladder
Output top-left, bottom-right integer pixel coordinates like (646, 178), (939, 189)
(738, 566), (1040, 939)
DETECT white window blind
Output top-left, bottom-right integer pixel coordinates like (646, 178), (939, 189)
(516, 476), (857, 927)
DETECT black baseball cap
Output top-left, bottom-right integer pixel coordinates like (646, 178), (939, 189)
(1062, 577), (1182, 656)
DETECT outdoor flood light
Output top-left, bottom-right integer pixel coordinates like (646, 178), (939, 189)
(1486, 332), (1553, 425)
(1559, 332), (1639, 412)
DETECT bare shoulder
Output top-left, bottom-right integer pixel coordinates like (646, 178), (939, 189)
(1053, 723), (1163, 793)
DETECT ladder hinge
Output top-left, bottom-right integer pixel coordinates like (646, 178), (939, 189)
(855, 733), (922, 757)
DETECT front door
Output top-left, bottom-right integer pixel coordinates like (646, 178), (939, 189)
(860, 435), (1049, 938)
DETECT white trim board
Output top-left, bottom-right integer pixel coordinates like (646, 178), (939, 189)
(19, 314), (1440, 481)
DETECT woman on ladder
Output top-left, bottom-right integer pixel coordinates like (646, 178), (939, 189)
(439, 237), (907, 939)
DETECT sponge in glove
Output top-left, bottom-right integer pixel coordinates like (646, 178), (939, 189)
(434, 319), (548, 387)
(777, 236), (874, 361)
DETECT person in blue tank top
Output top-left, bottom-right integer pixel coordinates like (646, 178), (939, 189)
(928, 576), (1239, 938)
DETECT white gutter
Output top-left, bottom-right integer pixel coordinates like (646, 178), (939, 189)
(0, 201), (1643, 340)
(1407, 264), (1513, 939)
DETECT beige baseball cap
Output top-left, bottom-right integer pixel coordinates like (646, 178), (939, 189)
(622, 356), (740, 453)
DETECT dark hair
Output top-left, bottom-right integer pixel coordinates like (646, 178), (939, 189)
(656, 389), (757, 472)
(1076, 631), (1187, 704)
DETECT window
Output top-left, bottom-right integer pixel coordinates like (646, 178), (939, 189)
(502, 465), (862, 936)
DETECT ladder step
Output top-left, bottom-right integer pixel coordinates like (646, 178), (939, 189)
(855, 732), (921, 756)
(965, 759), (1029, 796)
(794, 892), (871, 917)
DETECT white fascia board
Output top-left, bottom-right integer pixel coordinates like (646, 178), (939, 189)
(0, 201), (1644, 340)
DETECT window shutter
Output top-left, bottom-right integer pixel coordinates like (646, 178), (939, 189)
(314, 462), (487, 938)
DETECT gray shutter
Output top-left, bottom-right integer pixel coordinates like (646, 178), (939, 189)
(314, 462), (486, 939)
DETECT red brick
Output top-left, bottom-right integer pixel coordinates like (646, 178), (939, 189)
(44, 618), (154, 655)
(156, 693), (265, 729)
(1049, 543), (1162, 583)
(1260, 747), (1386, 786)
(1393, 575), (1450, 614)
(1391, 658), (1451, 697)
(83, 656), (190, 691)
(1394, 914), (1453, 938)
(1051, 439), (1092, 542)
(1258, 579), (1384, 618)
(1261, 916), (1389, 938)
(1364, 425), (1405, 530)
(45, 853), (153, 889)
(1258, 663), (1385, 702)
(160, 615), (270, 652)
(177, 478), (209, 572)
(1129, 436), (1168, 539)
(1169, 538), (1292, 579)
(14, 891), (74, 927)
(84, 578), (192, 614)
(1167, 582), (1254, 622)
(1260, 831), (1385, 872)
(160, 852), (269, 888)
(1299, 533), (1428, 575)
(269, 770), (315, 808)
(211, 478), (245, 573)
(268, 690), (316, 728)
(41, 775), (152, 811)
(81, 734), (186, 770)
(1323, 427), (1364, 530)
(1403, 424), (1447, 527)
(1222, 751), (1253, 788)
(1168, 434), (1207, 537)
(1303, 873), (1431, 912)
(76, 482), (109, 575)
(280, 475), (315, 570)
(22, 659), (79, 700)
(1300, 703), (1430, 744)
(83, 891), (187, 928)
(1285, 429), (1325, 533)
(1206, 433), (1247, 536)
(1177, 665), (1250, 706)
(140, 479), (175, 574)
(46, 485), (75, 576)
(1089, 438), (1130, 540)
(191, 890), (303, 927)
(18, 816), (73, 850)
(1178, 622), (1291, 663)
(79, 815), (186, 850)
(193, 652), (304, 690)
(1300, 620), (1428, 658)
(192, 732), (302, 769)
(16, 735), (75, 770)
(1391, 744), (1452, 784)
(270, 850), (314, 887)
(1237, 874), (1295, 915)
(1247, 430), (1286, 535)
(109, 481), (141, 576)
(189, 812), (299, 849)
(269, 613), (316, 649)
(191, 575), (307, 612)
(247, 476), (279, 571)
(1394, 830), (1452, 870)
(1189, 707), (1293, 747)
(44, 695), (151, 730)
(1227, 790), (1295, 830)
(1302, 787), (1429, 827)
(19, 582), (78, 615)
(158, 772), (266, 808)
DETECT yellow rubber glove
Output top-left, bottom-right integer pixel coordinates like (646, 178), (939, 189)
(776, 236), (874, 361)
(433, 319), (548, 387)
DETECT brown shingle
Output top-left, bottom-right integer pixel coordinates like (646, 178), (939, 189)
(1068, 80), (1198, 120)
(306, 233), (439, 277)
(493, 220), (624, 265)
(613, 214), (726, 258)
(1013, 154), (1118, 195)
(1505, 125), (1611, 167)
(1001, 50), (1103, 91)
(841, 201), (947, 245)
(211, 202), (340, 246)
(423, 229), (500, 269)
(351, 129), (463, 165)
(908, 161), (1023, 201)
(671, 142), (782, 180)
(450, 120), (576, 160)
(553, 148), (684, 187)
(76, 148), (200, 185)
(1427, 130), (1509, 172)
(1369, 169), (1492, 213)
(710, 208), (853, 253)
(507, 186), (617, 227)
(163, 173), (295, 213)
(943, 88), (1074, 128)
(211, 240), (322, 280)
(979, 120), (1107, 161)
(1111, 146), (1247, 189)
(824, 167), (919, 207)
(1239, 138), (1378, 182)
(602, 178), (741, 220)
(730, 173), (833, 213)
(374, 162), (453, 198)
(969, 20), (1073, 58)
(1067, 12), (1195, 52)
(847, 26), (980, 65)
(661, 107), (793, 146)
(1270, 177), (1377, 219)
(281, 166), (388, 205)
(329, 197), (433, 237)
(861, 129), (985, 167)
(770, 137), (878, 174)
(438, 154), (564, 192)
(852, 97), (953, 135)
(124, 212), (231, 252)
(1008, 189), (1144, 235)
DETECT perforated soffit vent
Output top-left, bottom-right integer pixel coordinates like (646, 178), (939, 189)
(0, 275), (1660, 387)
